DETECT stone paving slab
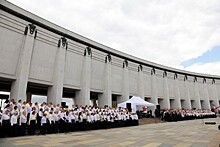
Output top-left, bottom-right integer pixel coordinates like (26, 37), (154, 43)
(0, 118), (219, 147)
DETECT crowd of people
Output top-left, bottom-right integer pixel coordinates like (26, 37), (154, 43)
(160, 109), (217, 122)
(0, 99), (139, 138)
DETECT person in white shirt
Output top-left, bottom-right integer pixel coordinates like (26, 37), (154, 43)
(59, 109), (66, 133)
(26, 102), (32, 122)
(19, 110), (27, 136)
(86, 113), (92, 130)
(37, 108), (43, 129)
(75, 112), (79, 131)
(17, 99), (22, 112)
(28, 111), (37, 135)
(53, 111), (59, 133)
(34, 102), (39, 114)
(48, 111), (54, 134)
(69, 112), (75, 132)
(10, 112), (18, 136)
(11, 105), (19, 117)
(1, 109), (10, 137)
(10, 99), (15, 112)
(40, 113), (47, 135)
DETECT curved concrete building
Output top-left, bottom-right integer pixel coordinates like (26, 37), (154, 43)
(0, 0), (220, 109)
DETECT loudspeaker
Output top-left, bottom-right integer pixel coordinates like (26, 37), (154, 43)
(61, 102), (66, 108)
(126, 103), (132, 112)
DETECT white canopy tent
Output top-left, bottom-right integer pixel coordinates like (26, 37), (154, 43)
(117, 96), (155, 113)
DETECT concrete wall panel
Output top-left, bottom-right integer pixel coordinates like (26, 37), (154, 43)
(90, 59), (105, 91)
(29, 39), (57, 83)
(112, 65), (123, 94)
(0, 26), (23, 76)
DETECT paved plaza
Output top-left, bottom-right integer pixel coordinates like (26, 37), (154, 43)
(0, 118), (219, 147)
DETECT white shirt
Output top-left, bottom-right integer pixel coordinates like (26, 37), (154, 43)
(26, 104), (31, 114)
(44, 111), (49, 119)
(1, 113), (10, 123)
(17, 102), (22, 111)
(11, 109), (19, 116)
(53, 113), (59, 121)
(48, 114), (54, 124)
(60, 112), (66, 120)
(11, 115), (18, 126)
(82, 113), (87, 119)
(70, 114), (75, 120)
(41, 116), (47, 126)
(38, 111), (43, 117)
(29, 113), (37, 124)
(19, 114), (27, 125)
(87, 115), (91, 122)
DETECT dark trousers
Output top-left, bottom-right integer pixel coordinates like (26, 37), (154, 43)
(54, 121), (59, 133)
(48, 122), (55, 134)
(40, 123), (47, 135)
(75, 121), (79, 131)
(0, 123), (3, 137)
(28, 120), (36, 135)
(70, 120), (75, 132)
(37, 116), (42, 129)
(27, 113), (30, 123)
(82, 119), (87, 131)
(2, 120), (10, 137)
(60, 119), (68, 133)
(19, 123), (27, 136)
(11, 124), (18, 137)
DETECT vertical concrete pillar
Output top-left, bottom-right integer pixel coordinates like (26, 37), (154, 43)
(150, 68), (158, 105)
(162, 71), (170, 109)
(75, 47), (91, 106)
(173, 74), (181, 109)
(138, 65), (144, 99)
(194, 77), (202, 109)
(99, 54), (112, 107)
(11, 24), (37, 102)
(202, 78), (211, 110)
(47, 37), (67, 105)
(183, 76), (192, 109)
(118, 60), (129, 103)
(211, 79), (220, 107)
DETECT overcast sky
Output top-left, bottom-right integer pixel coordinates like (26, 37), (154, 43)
(7, 0), (220, 75)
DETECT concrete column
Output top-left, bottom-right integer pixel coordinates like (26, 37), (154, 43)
(194, 78), (202, 109)
(173, 74), (181, 109)
(162, 71), (170, 109)
(202, 80), (211, 110)
(47, 37), (67, 105)
(11, 24), (37, 102)
(118, 60), (129, 103)
(138, 65), (144, 99)
(150, 69), (158, 106)
(212, 80), (220, 107)
(75, 47), (91, 106)
(98, 54), (112, 107)
(183, 77), (192, 109)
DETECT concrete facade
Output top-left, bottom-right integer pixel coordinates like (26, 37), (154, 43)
(0, 0), (220, 109)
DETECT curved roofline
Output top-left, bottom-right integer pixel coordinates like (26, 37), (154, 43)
(1, 0), (219, 80)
